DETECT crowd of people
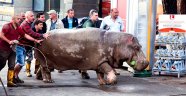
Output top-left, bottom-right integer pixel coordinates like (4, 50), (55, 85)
(0, 8), (124, 87)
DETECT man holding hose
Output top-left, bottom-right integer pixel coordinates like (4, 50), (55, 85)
(0, 15), (43, 87)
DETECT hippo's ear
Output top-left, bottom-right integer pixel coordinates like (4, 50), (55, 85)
(127, 36), (134, 43)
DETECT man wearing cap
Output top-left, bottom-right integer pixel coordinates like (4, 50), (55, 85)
(46, 9), (64, 32)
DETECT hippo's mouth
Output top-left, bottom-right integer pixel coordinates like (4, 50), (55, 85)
(134, 60), (149, 71)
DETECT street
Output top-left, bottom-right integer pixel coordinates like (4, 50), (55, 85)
(1, 62), (186, 96)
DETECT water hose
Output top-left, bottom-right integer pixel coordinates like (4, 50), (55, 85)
(0, 76), (8, 96)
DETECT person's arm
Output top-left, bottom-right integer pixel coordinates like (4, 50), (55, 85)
(22, 25), (49, 39)
(74, 18), (79, 27)
(24, 34), (43, 43)
(83, 20), (92, 28)
(120, 19), (124, 32)
(0, 31), (14, 44)
(0, 24), (15, 44)
(99, 19), (106, 29)
(57, 19), (64, 29)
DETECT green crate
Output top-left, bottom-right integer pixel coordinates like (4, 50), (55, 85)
(133, 70), (152, 77)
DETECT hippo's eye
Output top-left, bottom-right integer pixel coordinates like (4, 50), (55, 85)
(134, 46), (140, 51)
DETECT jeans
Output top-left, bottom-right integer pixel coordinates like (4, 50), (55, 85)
(16, 45), (26, 66)
(25, 46), (33, 64)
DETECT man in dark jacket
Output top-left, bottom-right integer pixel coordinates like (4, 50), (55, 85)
(83, 9), (98, 28)
(60, 9), (78, 73)
(62, 9), (78, 29)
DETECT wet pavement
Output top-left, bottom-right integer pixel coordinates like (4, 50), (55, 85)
(1, 64), (186, 96)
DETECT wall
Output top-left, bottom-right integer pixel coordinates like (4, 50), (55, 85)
(118, 0), (126, 20)
(73, 0), (99, 18)
(14, 0), (32, 15)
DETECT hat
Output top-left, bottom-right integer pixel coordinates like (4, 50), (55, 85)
(47, 10), (57, 14)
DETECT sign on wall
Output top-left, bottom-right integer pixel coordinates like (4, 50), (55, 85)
(0, 0), (13, 3)
(0, 6), (14, 15)
(159, 15), (186, 32)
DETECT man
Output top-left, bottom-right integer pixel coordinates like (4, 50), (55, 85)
(100, 8), (124, 32)
(79, 9), (99, 79)
(14, 11), (49, 83)
(83, 9), (99, 28)
(62, 9), (78, 29)
(32, 20), (45, 80)
(24, 12), (47, 77)
(0, 15), (43, 87)
(46, 9), (64, 32)
(20, 12), (34, 77)
(32, 13), (47, 78)
(46, 9), (64, 73)
(20, 12), (25, 23)
(100, 8), (124, 75)
(33, 12), (47, 34)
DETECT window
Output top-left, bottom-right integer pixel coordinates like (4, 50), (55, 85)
(33, 0), (44, 12)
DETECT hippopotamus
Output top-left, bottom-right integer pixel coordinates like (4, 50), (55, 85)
(36, 28), (148, 85)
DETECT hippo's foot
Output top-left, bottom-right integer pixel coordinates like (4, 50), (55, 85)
(43, 79), (54, 83)
(36, 75), (43, 80)
(106, 70), (117, 85)
(81, 72), (90, 79)
(36, 71), (43, 80)
(58, 70), (63, 73)
(97, 72), (106, 85)
(106, 80), (117, 85)
(113, 69), (120, 75)
(98, 80), (106, 85)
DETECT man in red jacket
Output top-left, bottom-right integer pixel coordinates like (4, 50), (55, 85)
(14, 11), (49, 83)
(0, 15), (43, 87)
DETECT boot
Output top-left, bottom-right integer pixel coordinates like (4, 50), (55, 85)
(7, 70), (17, 87)
(26, 63), (32, 77)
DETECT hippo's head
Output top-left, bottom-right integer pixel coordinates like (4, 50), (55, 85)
(114, 34), (149, 71)
(125, 36), (149, 71)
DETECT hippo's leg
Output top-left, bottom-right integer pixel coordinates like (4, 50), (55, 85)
(37, 52), (54, 83)
(96, 71), (106, 85)
(98, 62), (117, 85)
(107, 70), (117, 85)
(36, 66), (43, 80)
(40, 66), (54, 83)
(79, 70), (90, 79)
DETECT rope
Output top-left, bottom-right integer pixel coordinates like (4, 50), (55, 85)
(0, 76), (8, 96)
(17, 43), (50, 72)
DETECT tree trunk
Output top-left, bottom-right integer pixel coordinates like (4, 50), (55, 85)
(162, 0), (177, 14)
(180, 0), (186, 14)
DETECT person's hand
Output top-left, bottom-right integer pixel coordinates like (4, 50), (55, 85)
(43, 33), (50, 39)
(9, 40), (19, 45)
(35, 39), (43, 44)
(9, 40), (14, 45)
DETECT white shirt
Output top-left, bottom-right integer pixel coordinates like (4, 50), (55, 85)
(100, 15), (124, 32)
(46, 19), (64, 32)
